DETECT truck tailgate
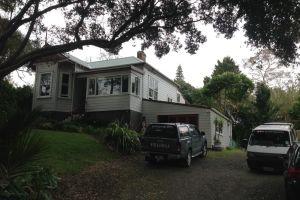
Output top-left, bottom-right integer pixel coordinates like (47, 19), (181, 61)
(142, 137), (179, 154)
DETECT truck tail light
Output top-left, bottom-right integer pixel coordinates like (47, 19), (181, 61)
(288, 167), (300, 179)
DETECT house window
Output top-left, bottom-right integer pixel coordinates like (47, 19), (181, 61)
(131, 76), (140, 96)
(148, 76), (158, 100)
(122, 75), (129, 93)
(97, 76), (129, 95)
(60, 73), (70, 97)
(177, 93), (181, 102)
(39, 73), (52, 97)
(88, 78), (96, 95)
(168, 97), (173, 102)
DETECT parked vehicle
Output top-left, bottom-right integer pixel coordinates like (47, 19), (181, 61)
(284, 143), (300, 200)
(246, 123), (297, 172)
(141, 123), (207, 167)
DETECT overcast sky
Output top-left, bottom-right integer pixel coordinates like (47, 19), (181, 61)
(14, 21), (298, 88)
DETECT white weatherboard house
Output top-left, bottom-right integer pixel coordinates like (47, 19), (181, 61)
(32, 51), (232, 148)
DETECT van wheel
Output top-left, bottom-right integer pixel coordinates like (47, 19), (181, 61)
(200, 144), (208, 158)
(184, 150), (192, 167)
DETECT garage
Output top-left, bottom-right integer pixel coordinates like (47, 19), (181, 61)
(157, 114), (198, 126)
(142, 99), (232, 148)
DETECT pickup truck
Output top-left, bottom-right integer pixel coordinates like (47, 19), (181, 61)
(141, 123), (207, 167)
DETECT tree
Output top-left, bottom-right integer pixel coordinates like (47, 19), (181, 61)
(255, 83), (276, 123)
(289, 97), (300, 129)
(244, 49), (294, 88)
(1, 0), (299, 79)
(212, 57), (240, 77)
(175, 79), (196, 104)
(175, 65), (184, 81)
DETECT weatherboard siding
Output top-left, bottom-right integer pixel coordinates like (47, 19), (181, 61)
(55, 63), (75, 112)
(142, 100), (213, 147)
(142, 68), (185, 103)
(85, 95), (130, 112)
(210, 111), (232, 148)
(32, 62), (58, 111)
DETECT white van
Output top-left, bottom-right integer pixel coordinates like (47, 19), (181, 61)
(246, 123), (297, 172)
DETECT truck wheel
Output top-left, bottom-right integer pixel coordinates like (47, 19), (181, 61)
(200, 144), (208, 158)
(146, 155), (157, 165)
(183, 150), (192, 167)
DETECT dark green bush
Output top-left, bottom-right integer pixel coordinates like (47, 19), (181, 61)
(0, 109), (57, 200)
(105, 122), (141, 154)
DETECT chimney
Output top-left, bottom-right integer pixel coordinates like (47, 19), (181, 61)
(137, 51), (146, 61)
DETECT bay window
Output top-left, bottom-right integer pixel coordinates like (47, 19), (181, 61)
(131, 76), (140, 96)
(39, 73), (52, 97)
(88, 75), (129, 96)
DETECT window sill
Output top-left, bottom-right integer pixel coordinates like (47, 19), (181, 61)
(86, 93), (130, 98)
(37, 96), (51, 99)
(58, 96), (71, 100)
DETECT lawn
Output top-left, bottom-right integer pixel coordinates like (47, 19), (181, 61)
(208, 148), (245, 158)
(32, 129), (118, 174)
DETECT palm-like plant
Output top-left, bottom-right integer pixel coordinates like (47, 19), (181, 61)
(0, 109), (56, 200)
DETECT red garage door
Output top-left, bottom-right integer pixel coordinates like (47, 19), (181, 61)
(157, 114), (198, 126)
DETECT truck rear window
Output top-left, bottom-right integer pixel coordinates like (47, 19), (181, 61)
(249, 130), (290, 147)
(145, 125), (178, 138)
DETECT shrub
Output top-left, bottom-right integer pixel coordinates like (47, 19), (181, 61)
(105, 122), (141, 154)
(0, 109), (57, 200)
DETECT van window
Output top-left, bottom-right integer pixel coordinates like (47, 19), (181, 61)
(145, 125), (178, 138)
(249, 130), (290, 147)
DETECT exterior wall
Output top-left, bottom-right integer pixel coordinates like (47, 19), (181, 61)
(86, 110), (142, 131)
(55, 62), (75, 112)
(32, 62), (58, 111)
(33, 61), (75, 113)
(142, 67), (185, 103)
(82, 69), (143, 113)
(142, 100), (213, 147)
(210, 111), (232, 148)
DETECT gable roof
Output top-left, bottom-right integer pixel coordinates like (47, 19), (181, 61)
(89, 57), (144, 69)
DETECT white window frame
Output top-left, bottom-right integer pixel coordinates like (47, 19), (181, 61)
(87, 75), (129, 97)
(148, 75), (158, 100)
(59, 73), (71, 98)
(38, 72), (52, 98)
(87, 78), (96, 96)
(131, 75), (141, 96)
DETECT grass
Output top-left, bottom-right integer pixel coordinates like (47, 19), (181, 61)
(32, 129), (118, 175)
(208, 148), (245, 158)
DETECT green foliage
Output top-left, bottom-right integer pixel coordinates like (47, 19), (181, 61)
(202, 72), (254, 103)
(33, 129), (116, 174)
(212, 57), (240, 77)
(174, 79), (197, 103)
(1, 167), (58, 200)
(105, 122), (141, 154)
(0, 109), (57, 200)
(289, 97), (300, 129)
(255, 83), (277, 123)
(271, 87), (299, 121)
(0, 80), (32, 128)
(175, 65), (184, 81)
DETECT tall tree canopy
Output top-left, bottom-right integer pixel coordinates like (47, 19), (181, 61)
(0, 0), (299, 78)
(212, 57), (240, 77)
(175, 65), (184, 81)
